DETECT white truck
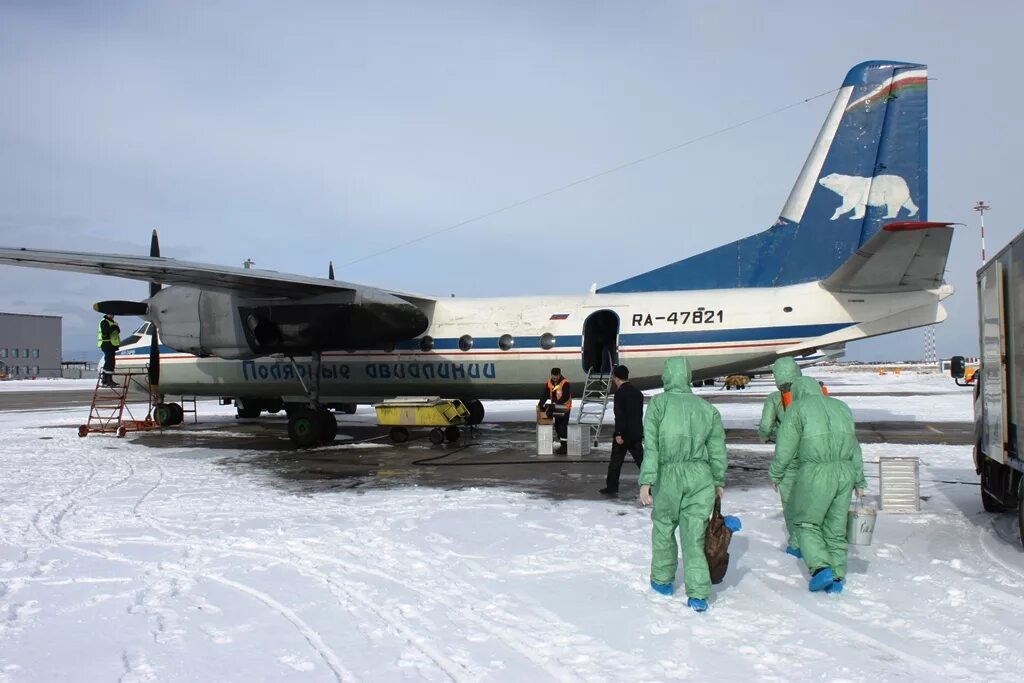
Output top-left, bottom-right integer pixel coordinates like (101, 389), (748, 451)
(952, 231), (1024, 547)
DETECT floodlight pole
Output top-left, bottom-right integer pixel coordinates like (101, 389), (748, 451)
(973, 201), (990, 264)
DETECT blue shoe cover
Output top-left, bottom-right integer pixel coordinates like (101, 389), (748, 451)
(650, 580), (674, 596)
(723, 515), (742, 532)
(687, 598), (708, 612)
(825, 579), (844, 594)
(785, 545), (802, 559)
(809, 568), (834, 592)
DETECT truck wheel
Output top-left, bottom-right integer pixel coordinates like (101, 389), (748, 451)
(980, 457), (1008, 513)
(444, 426), (461, 443)
(390, 427), (409, 443)
(428, 428), (445, 445)
(1018, 477), (1023, 549)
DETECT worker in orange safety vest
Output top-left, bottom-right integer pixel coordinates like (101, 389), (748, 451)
(539, 367), (573, 454)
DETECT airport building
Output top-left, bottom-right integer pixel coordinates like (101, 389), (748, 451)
(0, 312), (62, 379)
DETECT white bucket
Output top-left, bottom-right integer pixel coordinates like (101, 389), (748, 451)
(847, 498), (876, 545)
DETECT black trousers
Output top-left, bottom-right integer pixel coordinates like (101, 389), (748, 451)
(553, 413), (570, 441)
(100, 342), (117, 376)
(606, 438), (644, 491)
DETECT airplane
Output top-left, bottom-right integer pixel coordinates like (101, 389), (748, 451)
(0, 60), (954, 447)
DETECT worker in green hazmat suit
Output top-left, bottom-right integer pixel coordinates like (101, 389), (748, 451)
(639, 357), (727, 612)
(769, 376), (867, 594)
(758, 357), (804, 557)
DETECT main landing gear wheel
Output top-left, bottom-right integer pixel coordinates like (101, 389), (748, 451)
(428, 428), (445, 445)
(236, 399), (261, 419)
(287, 407), (338, 447)
(155, 402), (185, 427)
(463, 399), (485, 426)
(340, 403), (358, 415)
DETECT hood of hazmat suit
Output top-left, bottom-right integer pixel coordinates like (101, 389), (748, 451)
(640, 357), (728, 598)
(758, 357), (803, 443)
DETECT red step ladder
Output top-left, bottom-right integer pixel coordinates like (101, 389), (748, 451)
(78, 369), (156, 438)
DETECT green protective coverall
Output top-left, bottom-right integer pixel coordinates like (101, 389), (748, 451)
(768, 377), (867, 581)
(758, 357), (803, 549)
(639, 357), (727, 599)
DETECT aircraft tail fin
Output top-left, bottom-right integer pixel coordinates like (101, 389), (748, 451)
(599, 61), (929, 293)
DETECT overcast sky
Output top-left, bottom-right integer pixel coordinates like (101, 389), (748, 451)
(1, 1), (1020, 361)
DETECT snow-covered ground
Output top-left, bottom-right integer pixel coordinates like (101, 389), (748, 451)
(1, 370), (1021, 682)
(0, 378), (98, 392)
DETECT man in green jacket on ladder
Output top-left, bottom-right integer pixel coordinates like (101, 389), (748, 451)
(97, 313), (121, 387)
(769, 376), (867, 594)
(639, 357), (727, 612)
(758, 356), (803, 558)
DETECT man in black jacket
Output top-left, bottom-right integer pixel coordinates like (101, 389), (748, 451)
(601, 365), (644, 495)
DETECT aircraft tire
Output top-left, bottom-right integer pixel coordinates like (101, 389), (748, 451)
(288, 408), (322, 448)
(169, 403), (185, 425)
(154, 402), (175, 426)
(318, 409), (338, 445)
(463, 399), (485, 426)
(235, 399), (262, 419)
(428, 428), (445, 445)
(341, 403), (358, 415)
(444, 426), (461, 443)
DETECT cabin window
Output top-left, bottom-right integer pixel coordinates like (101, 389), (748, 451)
(11, 349), (19, 358)
(32, 349), (39, 358)
(419, 336), (434, 352)
(0, 348), (6, 358)
(540, 333), (556, 350)
(783, 306), (793, 313)
(458, 335), (473, 352)
(498, 334), (514, 351)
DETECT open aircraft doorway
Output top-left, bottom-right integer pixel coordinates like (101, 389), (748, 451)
(581, 310), (619, 373)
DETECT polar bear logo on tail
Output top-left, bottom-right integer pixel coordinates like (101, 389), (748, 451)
(818, 173), (919, 220)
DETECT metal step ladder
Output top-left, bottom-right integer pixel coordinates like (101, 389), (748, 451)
(575, 366), (613, 446)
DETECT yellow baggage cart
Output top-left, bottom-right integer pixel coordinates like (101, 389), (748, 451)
(374, 397), (471, 444)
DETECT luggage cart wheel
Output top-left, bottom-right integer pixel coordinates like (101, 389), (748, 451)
(78, 425), (89, 438)
(444, 426), (461, 443)
(117, 426), (127, 438)
(390, 426), (410, 443)
(429, 427), (445, 445)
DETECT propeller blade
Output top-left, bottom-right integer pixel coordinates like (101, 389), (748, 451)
(328, 261), (335, 280)
(93, 300), (149, 316)
(148, 328), (160, 387)
(149, 229), (161, 298)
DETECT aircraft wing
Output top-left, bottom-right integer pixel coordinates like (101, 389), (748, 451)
(821, 222), (954, 294)
(0, 247), (434, 303)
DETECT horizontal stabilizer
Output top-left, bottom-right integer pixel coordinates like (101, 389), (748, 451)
(821, 222), (953, 293)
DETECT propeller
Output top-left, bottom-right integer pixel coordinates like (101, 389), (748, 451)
(148, 229), (161, 387)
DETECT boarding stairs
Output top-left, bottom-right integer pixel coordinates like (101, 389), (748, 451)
(78, 368), (156, 438)
(575, 356), (615, 446)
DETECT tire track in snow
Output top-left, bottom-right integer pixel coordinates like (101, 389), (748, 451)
(975, 524), (1024, 585)
(743, 533), (966, 679)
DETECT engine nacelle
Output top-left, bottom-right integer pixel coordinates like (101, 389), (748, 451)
(147, 287), (428, 359)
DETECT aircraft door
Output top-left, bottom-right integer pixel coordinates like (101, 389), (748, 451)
(581, 310), (620, 374)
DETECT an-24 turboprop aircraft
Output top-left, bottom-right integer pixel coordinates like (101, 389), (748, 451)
(0, 60), (953, 447)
